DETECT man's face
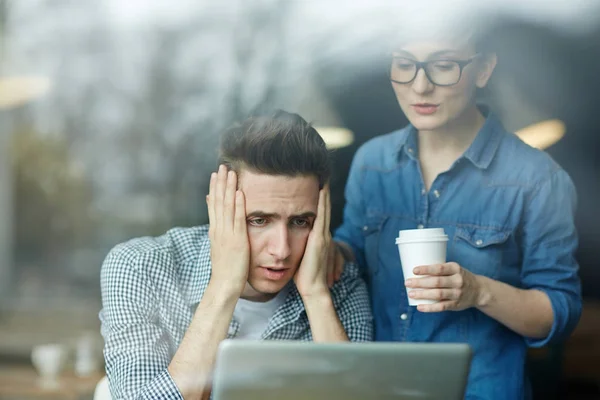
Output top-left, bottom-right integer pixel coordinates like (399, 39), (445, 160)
(238, 169), (320, 301)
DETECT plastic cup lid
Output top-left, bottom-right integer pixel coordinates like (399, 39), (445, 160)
(395, 236), (448, 244)
(396, 228), (448, 241)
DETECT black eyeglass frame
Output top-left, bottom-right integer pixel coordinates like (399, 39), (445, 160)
(389, 54), (481, 87)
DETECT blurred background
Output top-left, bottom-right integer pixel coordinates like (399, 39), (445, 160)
(0, 0), (599, 399)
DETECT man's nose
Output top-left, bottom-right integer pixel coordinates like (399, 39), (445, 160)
(268, 224), (291, 261)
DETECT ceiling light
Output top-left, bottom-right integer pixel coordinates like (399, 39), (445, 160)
(0, 76), (52, 110)
(514, 119), (565, 150)
(314, 126), (354, 150)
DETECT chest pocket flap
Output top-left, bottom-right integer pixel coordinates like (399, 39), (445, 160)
(453, 226), (512, 279)
(455, 226), (510, 248)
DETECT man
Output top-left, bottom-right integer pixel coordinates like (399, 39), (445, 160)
(99, 110), (373, 399)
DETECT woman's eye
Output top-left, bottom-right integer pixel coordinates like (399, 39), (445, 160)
(433, 61), (457, 71)
(395, 61), (415, 70)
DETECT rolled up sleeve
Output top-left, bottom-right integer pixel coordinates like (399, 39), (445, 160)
(520, 169), (582, 347)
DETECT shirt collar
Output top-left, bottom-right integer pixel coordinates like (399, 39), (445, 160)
(397, 106), (504, 170)
(462, 108), (504, 169)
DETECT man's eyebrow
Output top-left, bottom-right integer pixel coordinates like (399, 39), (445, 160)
(246, 211), (279, 219)
(292, 212), (317, 220)
(245, 211), (316, 219)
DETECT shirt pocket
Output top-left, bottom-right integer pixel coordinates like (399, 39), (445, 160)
(361, 214), (387, 277)
(452, 226), (511, 279)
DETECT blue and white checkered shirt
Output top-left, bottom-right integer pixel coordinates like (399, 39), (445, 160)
(99, 226), (373, 399)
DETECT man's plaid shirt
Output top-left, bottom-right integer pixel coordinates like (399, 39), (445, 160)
(99, 225), (373, 399)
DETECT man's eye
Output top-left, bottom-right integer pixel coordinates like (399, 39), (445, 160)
(249, 218), (266, 226)
(291, 219), (309, 227)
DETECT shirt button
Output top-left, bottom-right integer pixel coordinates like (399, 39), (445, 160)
(400, 313), (408, 320)
(408, 148), (414, 153)
(421, 189), (426, 195)
(475, 239), (483, 246)
(417, 224), (424, 229)
(433, 190), (440, 198)
(363, 226), (369, 231)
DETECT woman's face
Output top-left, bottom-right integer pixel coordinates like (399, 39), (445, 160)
(390, 39), (496, 131)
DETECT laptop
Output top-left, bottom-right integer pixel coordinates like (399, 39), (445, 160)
(212, 340), (472, 400)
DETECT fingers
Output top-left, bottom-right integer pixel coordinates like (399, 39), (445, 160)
(416, 301), (454, 313)
(224, 170), (237, 229)
(323, 184), (331, 236)
(413, 263), (459, 276)
(234, 190), (247, 234)
(207, 172), (217, 227)
(214, 165), (227, 224)
(408, 288), (460, 301)
(210, 165), (240, 232)
(327, 243), (335, 288)
(405, 275), (456, 289)
(314, 188), (325, 233)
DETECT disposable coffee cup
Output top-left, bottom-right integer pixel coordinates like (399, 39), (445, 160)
(395, 228), (448, 306)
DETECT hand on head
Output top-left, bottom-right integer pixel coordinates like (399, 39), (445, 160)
(294, 184), (332, 298)
(206, 165), (249, 296)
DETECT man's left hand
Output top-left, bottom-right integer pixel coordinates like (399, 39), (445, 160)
(294, 185), (331, 298)
(404, 262), (486, 312)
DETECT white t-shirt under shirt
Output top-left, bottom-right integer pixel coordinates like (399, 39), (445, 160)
(232, 284), (291, 339)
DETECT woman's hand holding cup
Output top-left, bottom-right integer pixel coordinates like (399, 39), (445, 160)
(405, 262), (485, 312)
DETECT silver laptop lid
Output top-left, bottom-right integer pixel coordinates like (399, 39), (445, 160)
(212, 340), (472, 400)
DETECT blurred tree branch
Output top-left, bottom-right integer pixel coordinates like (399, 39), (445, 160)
(0, 0), (7, 61)
(11, 127), (94, 266)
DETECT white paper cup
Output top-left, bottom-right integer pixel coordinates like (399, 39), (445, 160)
(396, 228), (448, 306)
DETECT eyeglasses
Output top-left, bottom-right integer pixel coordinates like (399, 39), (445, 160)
(390, 54), (480, 87)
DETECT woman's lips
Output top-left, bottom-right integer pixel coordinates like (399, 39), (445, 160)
(412, 104), (439, 115)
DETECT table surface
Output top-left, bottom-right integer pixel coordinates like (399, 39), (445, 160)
(0, 365), (103, 399)
(0, 302), (598, 399)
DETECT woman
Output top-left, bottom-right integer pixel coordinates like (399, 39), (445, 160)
(332, 29), (582, 399)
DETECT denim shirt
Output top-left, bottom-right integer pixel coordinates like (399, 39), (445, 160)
(334, 111), (582, 400)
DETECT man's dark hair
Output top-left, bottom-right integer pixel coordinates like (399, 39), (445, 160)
(219, 110), (330, 188)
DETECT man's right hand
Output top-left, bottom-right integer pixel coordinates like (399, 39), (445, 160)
(169, 165), (248, 398)
(206, 165), (249, 297)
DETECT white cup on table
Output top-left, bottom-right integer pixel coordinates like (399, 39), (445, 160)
(31, 343), (67, 389)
